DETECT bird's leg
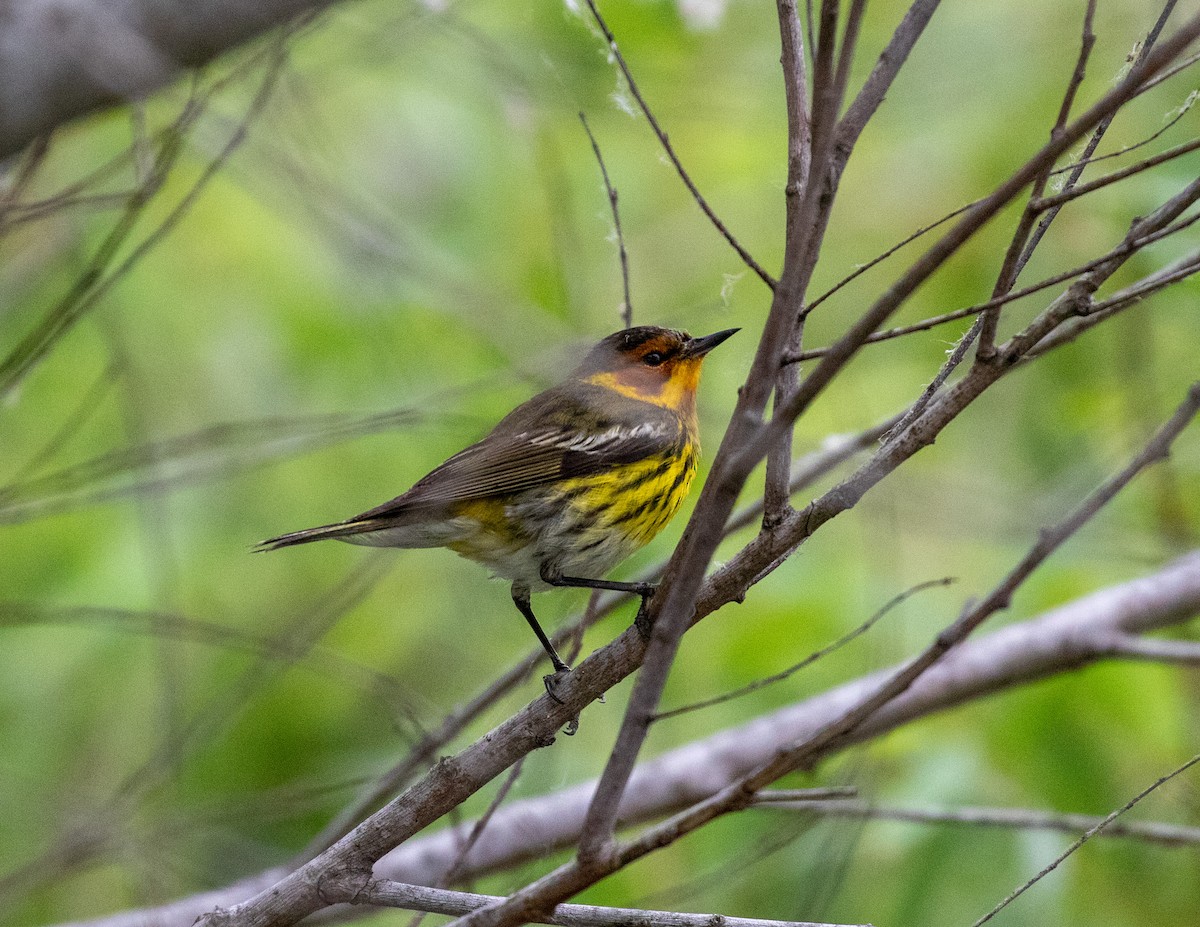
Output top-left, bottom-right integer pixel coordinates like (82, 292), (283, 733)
(539, 567), (657, 639)
(511, 585), (573, 706)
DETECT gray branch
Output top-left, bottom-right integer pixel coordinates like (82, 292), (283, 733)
(0, 0), (332, 159)
(62, 552), (1200, 927)
(752, 798), (1200, 848)
(328, 880), (870, 927)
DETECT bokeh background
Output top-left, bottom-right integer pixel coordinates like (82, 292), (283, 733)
(2, 1), (1199, 925)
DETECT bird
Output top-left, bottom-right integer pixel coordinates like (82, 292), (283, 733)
(256, 325), (737, 688)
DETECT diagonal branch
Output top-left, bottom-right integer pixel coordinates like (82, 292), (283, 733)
(974, 0), (1096, 357)
(60, 551), (1200, 927)
(749, 10), (1200, 464)
(328, 879), (868, 927)
(438, 385), (1200, 927)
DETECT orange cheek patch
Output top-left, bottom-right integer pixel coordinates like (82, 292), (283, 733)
(586, 359), (702, 416)
(587, 368), (667, 401)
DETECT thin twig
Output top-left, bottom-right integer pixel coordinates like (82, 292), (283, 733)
(0, 601), (415, 712)
(653, 578), (954, 720)
(1007, 0), (1179, 285)
(581, 0), (776, 290)
(1025, 247), (1200, 357)
(975, 0), (1096, 357)
(750, 788), (859, 804)
(1034, 134), (1200, 212)
(0, 402), (428, 525)
(0, 35), (290, 401)
(757, 797), (1200, 848)
(335, 880), (869, 927)
(836, 0), (942, 154)
(406, 760), (528, 927)
(972, 752), (1200, 926)
(1137, 47), (1200, 96)
(1047, 91), (1195, 176)
(578, 112), (632, 328)
(804, 196), (981, 317)
(788, 210), (1200, 362)
(0, 131), (52, 231)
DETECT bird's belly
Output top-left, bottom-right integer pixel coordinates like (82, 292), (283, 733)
(525, 452), (696, 585)
(400, 451), (697, 590)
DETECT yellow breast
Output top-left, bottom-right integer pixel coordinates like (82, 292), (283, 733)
(562, 444), (699, 547)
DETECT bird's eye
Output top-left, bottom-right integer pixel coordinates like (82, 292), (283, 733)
(643, 352), (665, 367)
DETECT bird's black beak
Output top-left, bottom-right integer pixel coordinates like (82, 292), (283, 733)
(684, 328), (739, 358)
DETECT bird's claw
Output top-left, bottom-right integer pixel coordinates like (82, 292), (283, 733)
(542, 668), (581, 735)
(543, 667), (572, 704)
(634, 590), (656, 640)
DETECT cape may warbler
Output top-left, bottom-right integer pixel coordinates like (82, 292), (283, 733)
(257, 325), (736, 683)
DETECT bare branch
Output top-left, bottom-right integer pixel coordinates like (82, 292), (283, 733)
(972, 751), (1200, 926)
(750, 788), (859, 804)
(804, 195), (981, 316)
(1034, 134), (1200, 211)
(60, 552), (1200, 927)
(580, 0), (776, 290)
(1027, 247), (1200, 356)
(789, 210), (1200, 362)
(653, 578), (954, 721)
(1100, 635), (1200, 664)
(1001, 0), (1180, 288)
(331, 880), (869, 927)
(0, 599), (412, 713)
(1046, 93), (1195, 176)
(757, 798), (1200, 848)
(579, 112), (633, 328)
(975, 0), (1096, 357)
(836, 0), (942, 153)
(753, 13), (1200, 461)
(0, 402), (427, 525)
(764, 0), (812, 524)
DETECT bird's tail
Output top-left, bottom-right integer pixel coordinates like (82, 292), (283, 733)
(253, 519), (378, 552)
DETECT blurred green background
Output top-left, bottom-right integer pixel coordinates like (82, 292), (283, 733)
(2, 1), (1199, 925)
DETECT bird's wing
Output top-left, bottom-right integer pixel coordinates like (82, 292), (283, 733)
(355, 415), (681, 523)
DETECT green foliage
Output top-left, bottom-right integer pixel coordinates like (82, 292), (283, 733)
(1, 1), (1199, 925)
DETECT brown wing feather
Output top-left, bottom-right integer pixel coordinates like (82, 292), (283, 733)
(354, 387), (680, 525)
(257, 385), (682, 550)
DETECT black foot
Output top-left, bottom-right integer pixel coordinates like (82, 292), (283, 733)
(543, 667), (572, 704)
(634, 589), (656, 640)
(543, 668), (580, 735)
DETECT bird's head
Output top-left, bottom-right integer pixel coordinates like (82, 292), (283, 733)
(572, 325), (738, 415)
